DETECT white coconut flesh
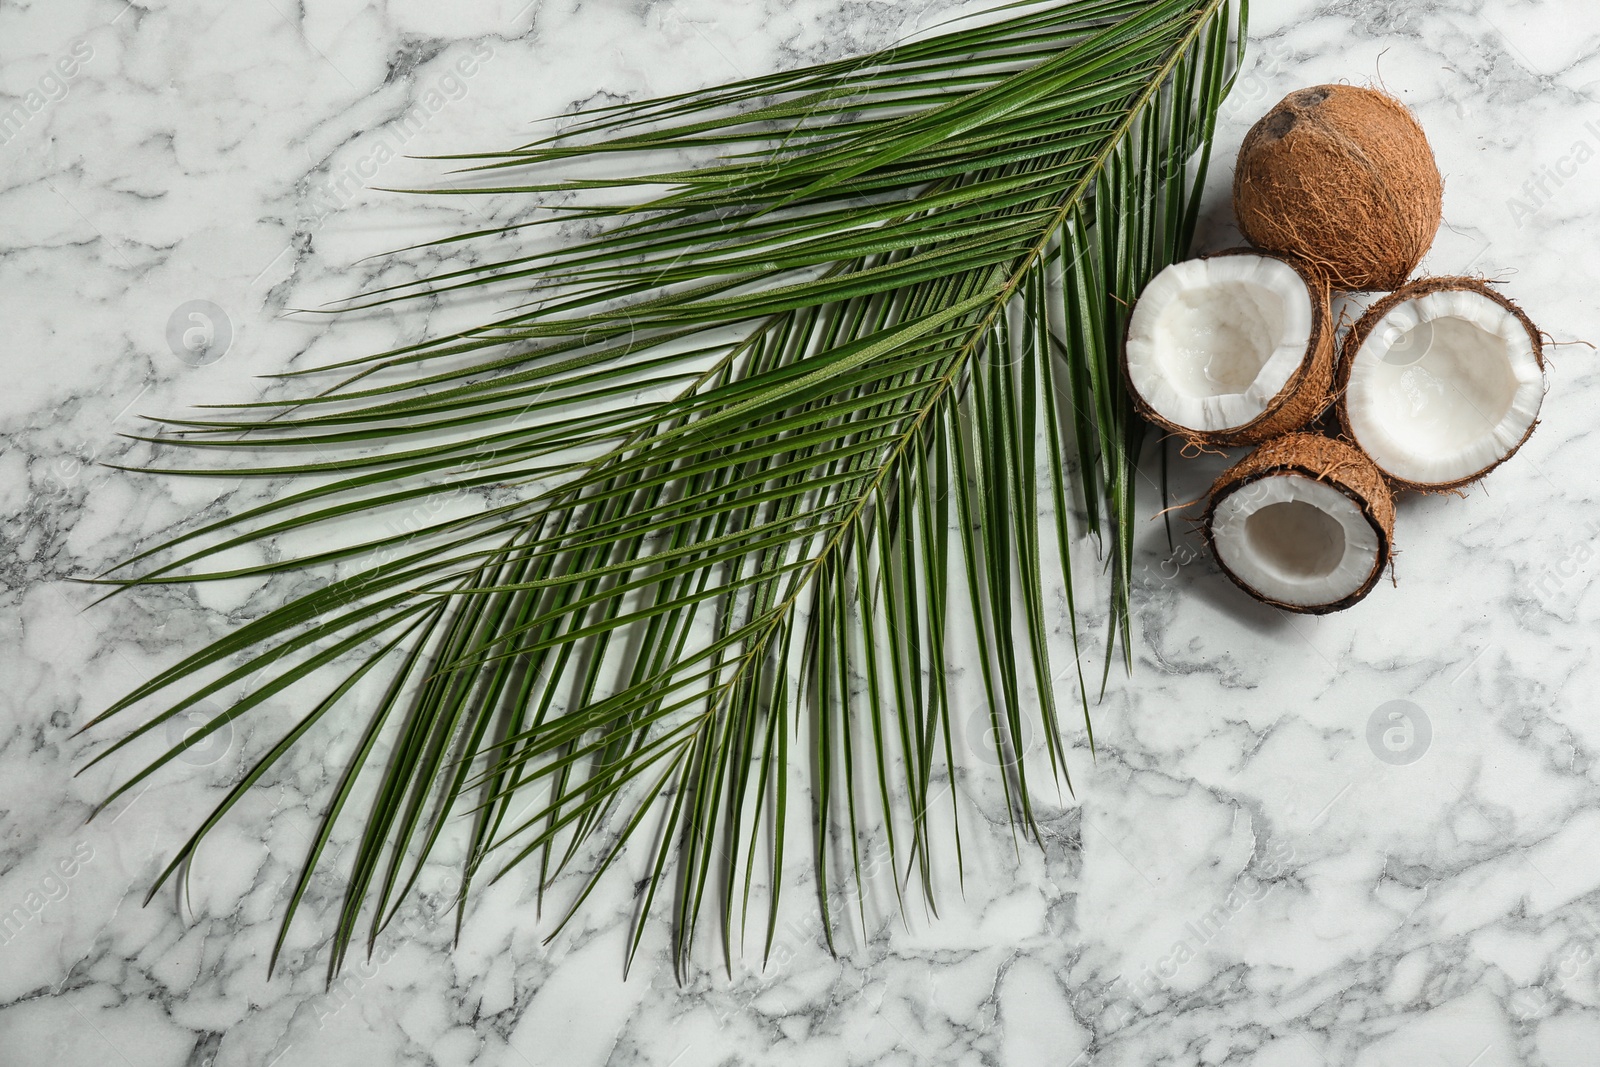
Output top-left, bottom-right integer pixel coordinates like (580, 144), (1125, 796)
(1345, 289), (1543, 484)
(1125, 255), (1314, 432)
(1210, 474), (1380, 608)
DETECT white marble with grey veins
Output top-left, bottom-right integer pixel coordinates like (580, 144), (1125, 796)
(2, 0), (1599, 1064)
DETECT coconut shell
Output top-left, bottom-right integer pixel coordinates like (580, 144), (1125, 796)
(1335, 275), (1545, 492)
(1233, 85), (1442, 293)
(1123, 248), (1336, 449)
(1202, 433), (1395, 614)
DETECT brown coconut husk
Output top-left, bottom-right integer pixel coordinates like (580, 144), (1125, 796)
(1335, 275), (1545, 492)
(1202, 433), (1395, 614)
(1123, 248), (1336, 449)
(1234, 85), (1442, 293)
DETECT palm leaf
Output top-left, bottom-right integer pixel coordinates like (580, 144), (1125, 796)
(83, 0), (1246, 980)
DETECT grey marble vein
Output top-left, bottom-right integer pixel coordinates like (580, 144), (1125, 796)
(2, 0), (1598, 1064)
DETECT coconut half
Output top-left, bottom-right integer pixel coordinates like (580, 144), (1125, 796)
(1123, 250), (1334, 447)
(1337, 277), (1545, 491)
(1204, 434), (1395, 613)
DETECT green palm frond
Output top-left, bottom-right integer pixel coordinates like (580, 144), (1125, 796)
(83, 0), (1246, 980)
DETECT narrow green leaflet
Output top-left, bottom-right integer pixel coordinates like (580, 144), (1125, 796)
(86, 0), (1246, 979)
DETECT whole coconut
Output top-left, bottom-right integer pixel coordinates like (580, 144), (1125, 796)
(1233, 85), (1442, 292)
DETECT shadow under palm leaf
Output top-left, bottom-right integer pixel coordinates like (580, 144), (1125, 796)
(80, 0), (1247, 982)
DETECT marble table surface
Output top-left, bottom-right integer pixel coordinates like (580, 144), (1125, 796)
(3, 0), (1598, 1064)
